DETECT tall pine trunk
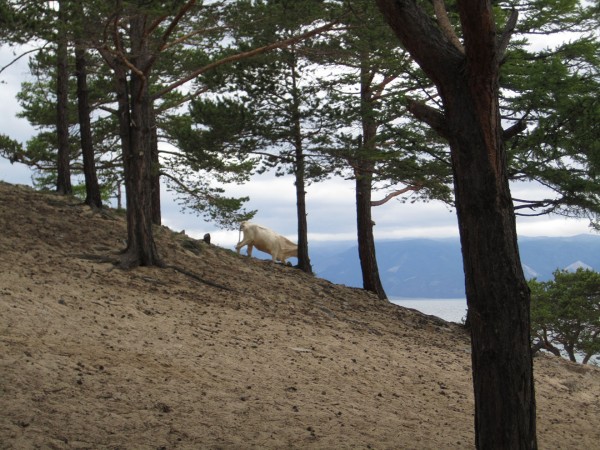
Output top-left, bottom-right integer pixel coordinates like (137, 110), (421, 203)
(355, 51), (386, 300)
(55, 0), (72, 195)
(75, 44), (102, 209)
(294, 147), (312, 273)
(375, 1), (536, 447)
(113, 15), (161, 268)
(355, 167), (386, 299)
(150, 108), (161, 225)
(123, 75), (160, 267)
(448, 88), (535, 448)
(290, 57), (312, 273)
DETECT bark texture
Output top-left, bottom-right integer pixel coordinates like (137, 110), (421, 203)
(375, 1), (537, 448)
(55, 0), (72, 195)
(291, 57), (312, 274)
(119, 15), (162, 268)
(102, 14), (162, 269)
(355, 49), (386, 300)
(75, 43), (102, 209)
(355, 168), (386, 300)
(150, 108), (161, 226)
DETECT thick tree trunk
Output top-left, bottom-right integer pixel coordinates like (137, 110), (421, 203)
(113, 16), (162, 268)
(96, 9), (170, 268)
(448, 108), (536, 448)
(75, 44), (102, 209)
(446, 5), (536, 447)
(375, 0), (536, 448)
(123, 77), (161, 268)
(55, 0), (72, 195)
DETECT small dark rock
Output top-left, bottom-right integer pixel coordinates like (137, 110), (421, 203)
(156, 402), (172, 413)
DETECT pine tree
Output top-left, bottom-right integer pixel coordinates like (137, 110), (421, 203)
(375, 0), (537, 447)
(309, 0), (452, 299)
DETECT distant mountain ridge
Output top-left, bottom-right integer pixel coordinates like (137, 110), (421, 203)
(310, 234), (600, 299)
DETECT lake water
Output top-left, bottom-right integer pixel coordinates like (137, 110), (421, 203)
(391, 299), (598, 365)
(391, 298), (468, 324)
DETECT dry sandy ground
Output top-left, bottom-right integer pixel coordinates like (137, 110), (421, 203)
(0, 181), (599, 449)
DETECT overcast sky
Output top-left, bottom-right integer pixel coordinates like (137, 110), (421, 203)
(1, 44), (597, 249)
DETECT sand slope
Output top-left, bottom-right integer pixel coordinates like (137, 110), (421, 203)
(1, 181), (598, 449)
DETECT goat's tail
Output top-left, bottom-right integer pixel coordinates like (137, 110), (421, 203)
(237, 222), (244, 244)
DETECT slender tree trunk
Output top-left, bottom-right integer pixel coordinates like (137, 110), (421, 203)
(540, 336), (562, 357)
(294, 147), (311, 273)
(116, 180), (123, 210)
(114, 68), (130, 213)
(565, 344), (577, 362)
(355, 51), (386, 300)
(115, 66), (135, 250)
(55, 0), (72, 195)
(355, 166), (386, 299)
(375, 1), (536, 448)
(75, 44), (102, 208)
(150, 108), (161, 225)
(290, 56), (312, 273)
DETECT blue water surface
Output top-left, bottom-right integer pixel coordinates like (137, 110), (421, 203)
(391, 298), (467, 323)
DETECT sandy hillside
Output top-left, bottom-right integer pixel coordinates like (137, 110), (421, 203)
(0, 181), (599, 450)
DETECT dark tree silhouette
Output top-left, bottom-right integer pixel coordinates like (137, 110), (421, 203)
(375, 1), (537, 448)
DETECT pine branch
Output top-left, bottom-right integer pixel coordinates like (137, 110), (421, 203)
(432, 0), (464, 54)
(371, 183), (423, 207)
(153, 20), (342, 100)
(406, 99), (450, 139)
(497, 9), (518, 63)
(502, 117), (528, 141)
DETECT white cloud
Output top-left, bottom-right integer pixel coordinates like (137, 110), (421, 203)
(0, 159), (34, 185)
(516, 216), (594, 237)
(0, 47), (38, 144)
(527, 32), (584, 52)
